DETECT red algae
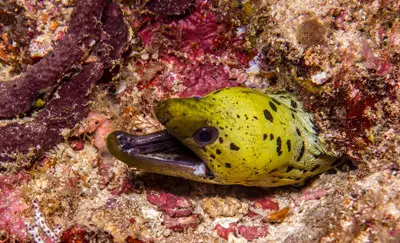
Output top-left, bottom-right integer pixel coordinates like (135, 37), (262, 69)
(247, 210), (260, 218)
(252, 197), (279, 211)
(134, 0), (254, 97)
(146, 190), (193, 217)
(214, 223), (269, 241)
(214, 223), (237, 240)
(0, 173), (30, 241)
(237, 225), (269, 241)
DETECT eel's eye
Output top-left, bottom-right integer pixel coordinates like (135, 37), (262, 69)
(193, 126), (219, 146)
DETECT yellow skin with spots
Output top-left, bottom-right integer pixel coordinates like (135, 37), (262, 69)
(107, 87), (339, 187)
(155, 87), (338, 187)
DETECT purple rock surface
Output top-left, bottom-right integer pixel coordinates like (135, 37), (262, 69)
(0, 0), (128, 166)
(0, 63), (103, 163)
(94, 1), (129, 68)
(0, 0), (105, 119)
(146, 0), (195, 16)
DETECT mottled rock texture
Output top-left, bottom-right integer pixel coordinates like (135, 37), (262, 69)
(0, 0), (399, 242)
(0, 0), (105, 119)
(0, 62), (103, 162)
(0, 0), (128, 166)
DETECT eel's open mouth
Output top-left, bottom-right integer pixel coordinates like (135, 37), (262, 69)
(106, 130), (215, 180)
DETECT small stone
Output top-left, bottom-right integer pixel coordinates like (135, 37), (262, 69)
(163, 229), (171, 236)
(141, 53), (149, 60)
(311, 71), (329, 85)
(69, 139), (85, 151)
(202, 197), (248, 218)
(163, 214), (200, 232)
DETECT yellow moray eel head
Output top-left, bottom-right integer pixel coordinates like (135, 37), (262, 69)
(107, 87), (339, 187)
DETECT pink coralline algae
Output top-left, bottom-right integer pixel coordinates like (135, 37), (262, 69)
(76, 111), (108, 135)
(108, 173), (134, 196)
(0, 0), (128, 166)
(247, 210), (260, 218)
(135, 0), (254, 97)
(0, 173), (30, 241)
(361, 40), (393, 76)
(213, 195), (275, 240)
(163, 214), (200, 232)
(295, 189), (329, 205)
(75, 111), (114, 152)
(146, 190), (193, 217)
(146, 190), (201, 232)
(214, 223), (269, 241)
(94, 120), (114, 153)
(214, 223), (237, 240)
(251, 196), (280, 211)
(237, 225), (269, 241)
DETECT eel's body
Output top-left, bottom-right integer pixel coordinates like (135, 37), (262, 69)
(107, 87), (339, 187)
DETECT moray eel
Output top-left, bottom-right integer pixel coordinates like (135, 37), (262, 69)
(107, 87), (339, 187)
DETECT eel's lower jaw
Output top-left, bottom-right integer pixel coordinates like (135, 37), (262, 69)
(106, 130), (215, 180)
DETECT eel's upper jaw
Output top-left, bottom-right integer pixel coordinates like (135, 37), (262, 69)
(106, 130), (215, 181)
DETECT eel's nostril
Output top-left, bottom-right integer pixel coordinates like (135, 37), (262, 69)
(157, 111), (172, 125)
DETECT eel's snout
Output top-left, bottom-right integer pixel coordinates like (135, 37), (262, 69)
(106, 130), (215, 182)
(106, 131), (131, 163)
(155, 100), (175, 125)
(107, 130), (179, 161)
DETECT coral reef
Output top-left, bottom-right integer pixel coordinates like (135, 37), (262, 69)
(25, 199), (63, 243)
(0, 173), (29, 241)
(0, 0), (105, 119)
(0, 62), (104, 164)
(0, 0), (399, 242)
(0, 2), (37, 67)
(0, 0), (128, 166)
